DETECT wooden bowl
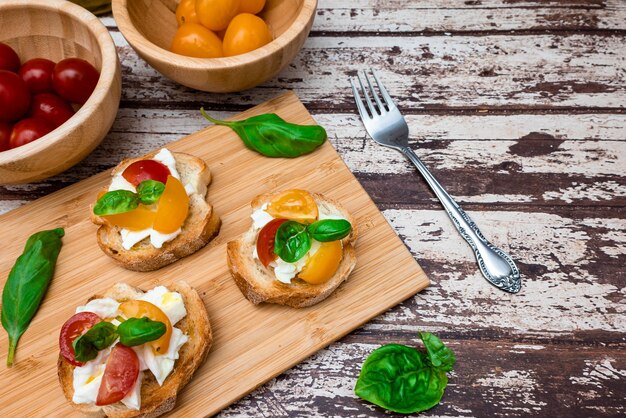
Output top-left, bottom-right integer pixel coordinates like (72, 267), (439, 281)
(0, 0), (121, 185)
(112, 0), (316, 92)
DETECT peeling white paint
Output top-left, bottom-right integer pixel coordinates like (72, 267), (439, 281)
(570, 358), (626, 388)
(475, 370), (547, 411)
(315, 0), (624, 31)
(0, 201), (27, 214)
(543, 181), (626, 203)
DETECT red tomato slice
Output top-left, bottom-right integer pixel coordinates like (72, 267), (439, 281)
(256, 218), (288, 267)
(96, 344), (139, 406)
(59, 312), (101, 366)
(122, 159), (171, 187)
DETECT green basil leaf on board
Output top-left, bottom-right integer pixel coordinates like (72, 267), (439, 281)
(354, 333), (456, 414)
(72, 321), (118, 362)
(93, 190), (139, 216)
(200, 108), (327, 158)
(307, 219), (352, 242)
(1, 228), (64, 367)
(274, 221), (311, 263)
(136, 180), (165, 205)
(118, 317), (166, 347)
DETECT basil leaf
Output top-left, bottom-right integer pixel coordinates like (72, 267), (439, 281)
(354, 335), (455, 414)
(274, 221), (311, 263)
(201, 109), (326, 158)
(306, 219), (352, 242)
(117, 317), (166, 347)
(1, 228), (64, 367)
(93, 190), (139, 216)
(420, 332), (456, 372)
(72, 335), (99, 363)
(72, 321), (118, 362)
(136, 180), (165, 205)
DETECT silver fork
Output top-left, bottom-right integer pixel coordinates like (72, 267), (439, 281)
(350, 69), (521, 293)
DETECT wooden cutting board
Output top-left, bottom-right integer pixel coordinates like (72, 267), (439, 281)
(0, 92), (429, 417)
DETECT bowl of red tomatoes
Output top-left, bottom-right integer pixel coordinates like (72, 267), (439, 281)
(0, 0), (121, 184)
(112, 0), (316, 93)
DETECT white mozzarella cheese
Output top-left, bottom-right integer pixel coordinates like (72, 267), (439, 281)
(120, 229), (151, 250)
(72, 347), (111, 404)
(140, 286), (187, 325)
(251, 203), (273, 230)
(152, 148), (180, 180)
(108, 175), (136, 193)
(75, 298), (120, 318)
(137, 327), (189, 386)
(121, 371), (143, 410)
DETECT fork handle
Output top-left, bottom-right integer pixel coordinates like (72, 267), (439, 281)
(400, 147), (521, 293)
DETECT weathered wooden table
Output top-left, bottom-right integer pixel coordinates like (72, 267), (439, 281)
(2, 1), (624, 416)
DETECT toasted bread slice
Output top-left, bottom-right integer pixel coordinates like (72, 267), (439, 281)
(58, 281), (211, 418)
(91, 151), (221, 272)
(227, 192), (358, 308)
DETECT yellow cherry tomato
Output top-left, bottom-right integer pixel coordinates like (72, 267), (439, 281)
(266, 189), (318, 224)
(239, 0), (265, 14)
(170, 23), (223, 58)
(119, 300), (172, 354)
(176, 0), (199, 26)
(102, 206), (156, 231)
(298, 241), (343, 285)
(223, 13), (272, 56)
(153, 176), (190, 233)
(196, 0), (241, 31)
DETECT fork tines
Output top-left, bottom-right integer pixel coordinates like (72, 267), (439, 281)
(350, 69), (395, 119)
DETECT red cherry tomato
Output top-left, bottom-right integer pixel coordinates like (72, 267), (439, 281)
(19, 58), (55, 94)
(59, 312), (101, 366)
(9, 117), (55, 149)
(29, 93), (75, 128)
(0, 122), (12, 152)
(0, 43), (20, 73)
(0, 70), (31, 122)
(96, 344), (139, 406)
(52, 58), (99, 104)
(256, 218), (288, 267)
(122, 160), (171, 186)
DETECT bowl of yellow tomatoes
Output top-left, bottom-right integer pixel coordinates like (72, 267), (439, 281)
(112, 0), (317, 93)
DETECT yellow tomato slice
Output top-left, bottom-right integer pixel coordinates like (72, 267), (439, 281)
(118, 300), (172, 354)
(102, 206), (156, 231)
(266, 189), (318, 224)
(153, 176), (189, 234)
(298, 241), (342, 285)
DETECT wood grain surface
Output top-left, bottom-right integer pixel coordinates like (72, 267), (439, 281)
(0, 92), (428, 417)
(0, 1), (624, 417)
